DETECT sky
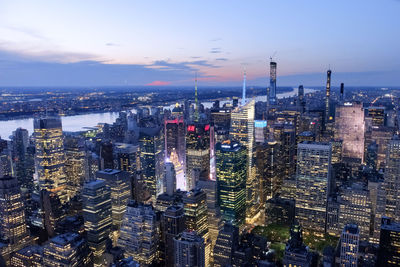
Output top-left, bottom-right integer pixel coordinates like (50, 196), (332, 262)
(0, 0), (399, 87)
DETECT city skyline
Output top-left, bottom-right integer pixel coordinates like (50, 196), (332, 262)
(0, 0), (400, 86)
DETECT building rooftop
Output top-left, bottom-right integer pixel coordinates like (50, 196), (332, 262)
(97, 169), (121, 175)
(343, 224), (359, 235)
(51, 232), (80, 246)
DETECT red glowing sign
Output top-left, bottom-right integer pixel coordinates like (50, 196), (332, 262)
(187, 125), (195, 132)
(204, 124), (210, 131)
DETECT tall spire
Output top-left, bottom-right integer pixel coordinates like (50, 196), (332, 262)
(324, 69), (332, 131)
(241, 68), (246, 106)
(194, 73), (199, 122)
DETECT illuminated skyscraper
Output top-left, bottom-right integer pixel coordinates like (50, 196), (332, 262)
(115, 142), (140, 175)
(183, 189), (210, 265)
(324, 69), (332, 130)
(338, 183), (371, 240)
(11, 245), (43, 267)
(378, 217), (400, 266)
(165, 117), (185, 165)
(384, 138), (400, 221)
(186, 122), (211, 189)
(64, 135), (87, 199)
(0, 138), (13, 178)
(339, 224), (359, 267)
(34, 117), (67, 203)
(216, 141), (247, 226)
(139, 122), (164, 202)
(269, 60), (277, 105)
(229, 100), (258, 221)
(0, 176), (31, 261)
(82, 179), (112, 266)
(174, 231), (205, 267)
(254, 120), (267, 143)
(118, 200), (159, 266)
(334, 103), (365, 162)
(295, 142), (332, 234)
(96, 169), (131, 231)
(43, 232), (92, 267)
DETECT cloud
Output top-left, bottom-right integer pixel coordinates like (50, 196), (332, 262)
(146, 80), (171, 86)
(2, 26), (48, 41)
(216, 58), (228, 61)
(0, 49), (220, 86)
(105, 43), (120, 47)
(210, 47), (222, 54)
(210, 38), (222, 42)
(0, 43), (97, 63)
(150, 60), (218, 71)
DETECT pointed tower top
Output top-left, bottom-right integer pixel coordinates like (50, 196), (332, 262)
(241, 68), (247, 106)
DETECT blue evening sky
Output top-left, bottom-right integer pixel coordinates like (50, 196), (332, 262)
(0, 0), (399, 87)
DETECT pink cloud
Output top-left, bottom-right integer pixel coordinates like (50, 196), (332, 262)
(146, 80), (171, 86)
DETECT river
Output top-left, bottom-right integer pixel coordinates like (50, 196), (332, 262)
(0, 87), (316, 139)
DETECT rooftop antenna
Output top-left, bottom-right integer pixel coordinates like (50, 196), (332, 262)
(270, 51), (277, 62)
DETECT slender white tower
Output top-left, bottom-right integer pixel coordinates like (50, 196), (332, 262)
(241, 69), (246, 106)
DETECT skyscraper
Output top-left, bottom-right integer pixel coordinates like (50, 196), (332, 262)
(96, 169), (131, 232)
(384, 138), (400, 221)
(216, 141), (247, 226)
(338, 182), (372, 240)
(324, 69), (332, 130)
(118, 200), (159, 266)
(378, 217), (400, 266)
(0, 176), (31, 261)
(114, 142), (140, 175)
(213, 223), (239, 267)
(34, 116), (67, 203)
(11, 128), (30, 189)
(165, 161), (176, 196)
(162, 205), (186, 266)
(194, 74), (200, 122)
(339, 224), (359, 267)
(269, 60), (277, 105)
(241, 69), (246, 106)
(334, 102), (365, 162)
(183, 188), (210, 265)
(186, 122), (211, 190)
(174, 231), (205, 267)
(295, 141), (332, 234)
(340, 82), (344, 101)
(298, 85), (305, 113)
(229, 100), (258, 221)
(256, 140), (282, 202)
(43, 232), (92, 267)
(165, 117), (185, 165)
(64, 134), (87, 199)
(82, 179), (112, 266)
(139, 121), (164, 202)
